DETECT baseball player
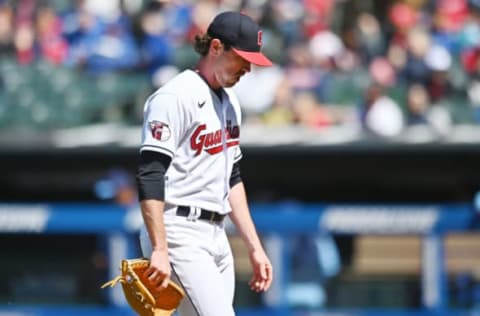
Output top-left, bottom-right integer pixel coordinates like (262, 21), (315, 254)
(136, 11), (273, 316)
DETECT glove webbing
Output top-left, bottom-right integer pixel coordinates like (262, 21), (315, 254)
(101, 260), (160, 315)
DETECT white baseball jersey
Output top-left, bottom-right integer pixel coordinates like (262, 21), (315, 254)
(140, 69), (243, 214)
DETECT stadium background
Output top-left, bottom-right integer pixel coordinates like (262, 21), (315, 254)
(1, 0), (480, 315)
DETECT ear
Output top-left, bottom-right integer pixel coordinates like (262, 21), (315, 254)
(209, 38), (223, 56)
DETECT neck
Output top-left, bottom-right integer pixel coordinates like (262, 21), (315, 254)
(195, 58), (221, 90)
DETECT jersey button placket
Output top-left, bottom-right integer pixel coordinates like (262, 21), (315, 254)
(221, 100), (229, 214)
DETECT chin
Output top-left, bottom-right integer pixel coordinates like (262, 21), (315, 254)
(220, 76), (241, 88)
(223, 81), (237, 88)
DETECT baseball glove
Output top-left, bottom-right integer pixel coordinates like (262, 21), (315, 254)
(101, 258), (185, 316)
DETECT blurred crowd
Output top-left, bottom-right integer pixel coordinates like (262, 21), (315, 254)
(2, 0), (480, 136)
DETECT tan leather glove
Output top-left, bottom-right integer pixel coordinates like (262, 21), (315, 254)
(101, 258), (185, 316)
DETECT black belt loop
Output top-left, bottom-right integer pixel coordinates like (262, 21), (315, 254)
(176, 206), (225, 223)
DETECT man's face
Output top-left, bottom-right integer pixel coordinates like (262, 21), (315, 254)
(213, 45), (251, 88)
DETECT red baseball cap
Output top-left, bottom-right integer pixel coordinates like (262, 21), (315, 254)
(207, 11), (272, 67)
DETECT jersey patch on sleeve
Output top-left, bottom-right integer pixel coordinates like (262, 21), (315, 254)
(149, 121), (171, 141)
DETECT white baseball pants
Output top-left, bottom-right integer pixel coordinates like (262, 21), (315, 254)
(140, 207), (236, 316)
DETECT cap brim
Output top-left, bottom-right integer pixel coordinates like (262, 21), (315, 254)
(232, 48), (273, 67)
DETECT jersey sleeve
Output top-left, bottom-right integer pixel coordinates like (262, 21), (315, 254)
(140, 93), (186, 158)
(233, 146), (242, 163)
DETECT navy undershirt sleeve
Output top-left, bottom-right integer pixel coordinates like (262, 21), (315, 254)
(136, 150), (172, 201)
(230, 162), (242, 188)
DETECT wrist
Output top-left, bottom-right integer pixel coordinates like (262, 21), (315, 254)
(152, 245), (168, 252)
(247, 243), (263, 254)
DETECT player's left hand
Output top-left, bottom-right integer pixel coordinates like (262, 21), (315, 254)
(248, 248), (273, 293)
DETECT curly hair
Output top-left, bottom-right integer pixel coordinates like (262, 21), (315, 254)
(193, 33), (232, 56)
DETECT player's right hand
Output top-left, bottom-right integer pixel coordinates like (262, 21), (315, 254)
(144, 249), (171, 290)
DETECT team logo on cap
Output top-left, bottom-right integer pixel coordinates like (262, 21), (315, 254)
(257, 31), (263, 46)
(149, 121), (171, 141)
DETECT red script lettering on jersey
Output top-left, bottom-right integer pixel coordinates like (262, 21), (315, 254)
(190, 121), (240, 156)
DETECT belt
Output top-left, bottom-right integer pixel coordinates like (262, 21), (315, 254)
(176, 206), (226, 223)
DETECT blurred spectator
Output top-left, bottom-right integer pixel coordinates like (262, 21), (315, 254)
(138, 2), (174, 78)
(62, 0), (139, 73)
(284, 42), (325, 99)
(457, 1), (480, 52)
(386, 43), (408, 76)
(81, 14), (139, 73)
(309, 30), (344, 66)
(355, 13), (385, 63)
(270, 0), (305, 48)
(62, 0), (104, 68)
(406, 83), (431, 125)
(402, 27), (432, 86)
(292, 91), (333, 129)
(262, 78), (295, 126)
(435, 0), (469, 34)
(1, 0), (480, 134)
(14, 23), (35, 65)
(424, 45), (453, 101)
(405, 76), (452, 137)
(233, 64), (285, 120)
(389, 2), (419, 48)
(302, 0), (334, 38)
(0, 4), (14, 56)
(36, 5), (68, 64)
(359, 83), (404, 137)
(370, 57), (396, 87)
(13, 0), (53, 65)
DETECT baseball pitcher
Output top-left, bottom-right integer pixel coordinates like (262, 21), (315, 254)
(136, 11), (273, 316)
